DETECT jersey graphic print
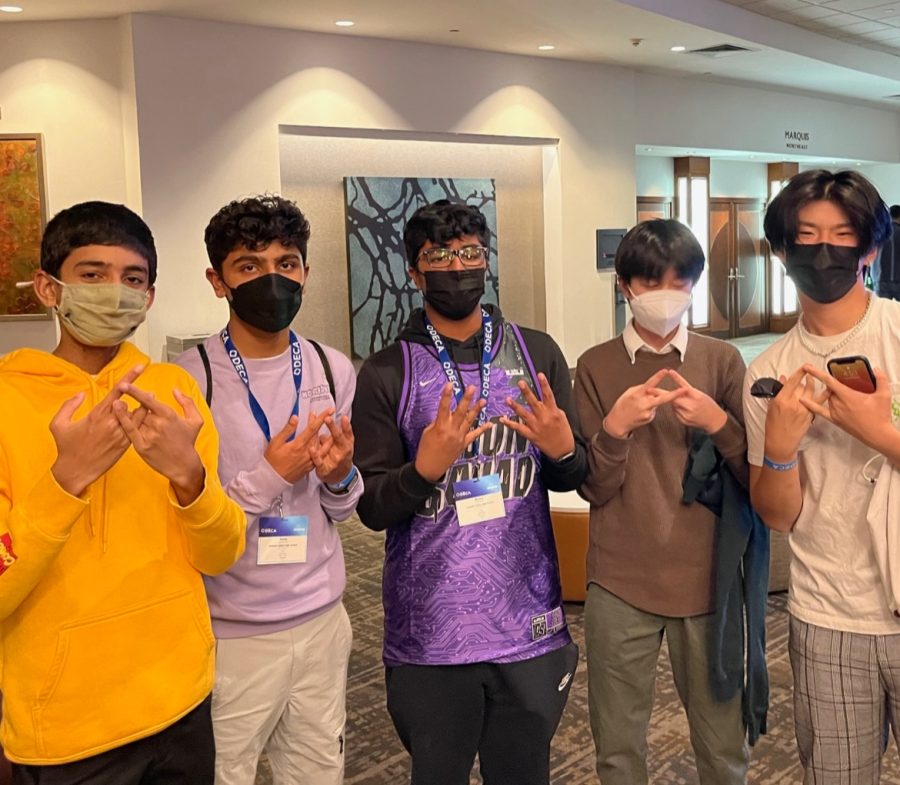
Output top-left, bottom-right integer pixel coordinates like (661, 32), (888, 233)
(386, 321), (570, 666)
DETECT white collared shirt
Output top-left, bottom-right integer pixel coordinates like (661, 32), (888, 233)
(622, 320), (688, 364)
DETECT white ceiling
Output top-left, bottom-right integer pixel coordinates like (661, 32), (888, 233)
(2, 0), (899, 108)
(722, 0), (900, 57)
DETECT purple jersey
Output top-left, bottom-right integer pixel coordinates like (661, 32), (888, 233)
(385, 320), (570, 666)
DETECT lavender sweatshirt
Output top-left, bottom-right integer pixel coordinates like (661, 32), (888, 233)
(176, 332), (362, 638)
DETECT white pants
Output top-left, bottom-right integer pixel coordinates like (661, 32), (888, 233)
(211, 602), (353, 785)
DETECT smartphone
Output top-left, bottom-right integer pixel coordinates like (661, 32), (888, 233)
(827, 355), (877, 394)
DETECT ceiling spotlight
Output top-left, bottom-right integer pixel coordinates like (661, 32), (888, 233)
(645, 147), (653, 152)
(538, 44), (555, 51)
(670, 45), (686, 52)
(335, 20), (354, 27)
(0, 5), (24, 11)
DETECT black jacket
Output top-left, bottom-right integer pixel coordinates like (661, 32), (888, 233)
(353, 304), (588, 531)
(683, 431), (770, 746)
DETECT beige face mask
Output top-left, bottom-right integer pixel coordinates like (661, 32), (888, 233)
(51, 276), (150, 347)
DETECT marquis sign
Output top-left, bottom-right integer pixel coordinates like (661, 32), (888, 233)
(784, 129), (810, 152)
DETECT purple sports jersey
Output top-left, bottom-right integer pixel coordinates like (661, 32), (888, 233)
(384, 321), (571, 666)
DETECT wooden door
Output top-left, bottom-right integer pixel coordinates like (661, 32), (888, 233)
(708, 199), (767, 338)
(733, 201), (767, 337)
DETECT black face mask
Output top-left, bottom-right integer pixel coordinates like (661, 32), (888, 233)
(421, 269), (486, 321)
(784, 243), (862, 304)
(227, 274), (303, 332)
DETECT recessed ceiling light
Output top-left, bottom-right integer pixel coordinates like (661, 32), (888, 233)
(334, 20), (354, 27)
(0, 5), (24, 12)
(645, 147), (653, 152)
(670, 45), (686, 52)
(538, 44), (555, 51)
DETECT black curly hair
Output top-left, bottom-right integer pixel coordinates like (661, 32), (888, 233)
(404, 200), (490, 267)
(205, 195), (311, 271)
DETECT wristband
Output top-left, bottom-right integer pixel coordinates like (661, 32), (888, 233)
(554, 449), (577, 464)
(326, 465), (359, 494)
(763, 456), (798, 472)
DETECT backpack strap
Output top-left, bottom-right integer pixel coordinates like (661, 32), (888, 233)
(308, 339), (336, 402)
(196, 343), (213, 407)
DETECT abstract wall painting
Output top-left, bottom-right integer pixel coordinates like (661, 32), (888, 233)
(0, 134), (48, 320)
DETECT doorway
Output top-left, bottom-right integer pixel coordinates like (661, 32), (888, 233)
(707, 198), (767, 339)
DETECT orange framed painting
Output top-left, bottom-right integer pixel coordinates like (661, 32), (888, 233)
(0, 134), (48, 320)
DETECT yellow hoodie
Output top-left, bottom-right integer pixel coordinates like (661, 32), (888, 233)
(0, 342), (246, 765)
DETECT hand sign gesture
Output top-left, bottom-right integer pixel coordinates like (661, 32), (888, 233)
(50, 364), (146, 497)
(800, 363), (893, 450)
(414, 384), (494, 483)
(763, 367), (819, 462)
(602, 369), (687, 439)
(309, 414), (355, 485)
(113, 384), (206, 505)
(265, 409), (334, 484)
(666, 370), (728, 433)
(500, 373), (575, 460)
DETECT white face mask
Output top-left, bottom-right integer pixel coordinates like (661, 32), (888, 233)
(51, 276), (150, 347)
(626, 287), (692, 338)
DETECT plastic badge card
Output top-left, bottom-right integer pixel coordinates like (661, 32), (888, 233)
(453, 474), (507, 527)
(257, 515), (309, 565)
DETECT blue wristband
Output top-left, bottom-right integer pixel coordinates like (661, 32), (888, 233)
(326, 465), (358, 493)
(763, 456), (798, 472)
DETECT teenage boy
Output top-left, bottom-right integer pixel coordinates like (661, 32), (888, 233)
(353, 200), (585, 785)
(0, 201), (246, 784)
(176, 195), (361, 785)
(744, 170), (900, 784)
(574, 218), (750, 785)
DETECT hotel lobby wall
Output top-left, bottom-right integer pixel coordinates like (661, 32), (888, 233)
(0, 18), (133, 355)
(128, 14), (638, 365)
(278, 133), (546, 359)
(4, 14), (899, 362)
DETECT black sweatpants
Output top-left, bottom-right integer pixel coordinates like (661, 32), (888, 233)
(386, 642), (578, 785)
(11, 696), (214, 785)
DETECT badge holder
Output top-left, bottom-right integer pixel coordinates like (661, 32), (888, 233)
(258, 497), (309, 565)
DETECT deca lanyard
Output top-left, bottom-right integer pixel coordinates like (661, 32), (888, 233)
(422, 307), (493, 428)
(221, 327), (303, 442)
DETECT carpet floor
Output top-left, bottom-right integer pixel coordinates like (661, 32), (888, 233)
(255, 521), (900, 784)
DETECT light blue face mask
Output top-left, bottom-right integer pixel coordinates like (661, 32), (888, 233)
(51, 276), (150, 347)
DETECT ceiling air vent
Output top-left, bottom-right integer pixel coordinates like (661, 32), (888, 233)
(687, 44), (755, 58)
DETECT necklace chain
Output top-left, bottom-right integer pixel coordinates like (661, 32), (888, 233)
(796, 293), (873, 358)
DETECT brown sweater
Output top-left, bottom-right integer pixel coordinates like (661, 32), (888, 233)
(574, 332), (748, 617)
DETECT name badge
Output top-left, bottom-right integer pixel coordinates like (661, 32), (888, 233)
(257, 515), (309, 565)
(453, 474), (506, 527)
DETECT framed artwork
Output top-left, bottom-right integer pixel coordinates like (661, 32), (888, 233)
(343, 176), (498, 359)
(0, 134), (48, 320)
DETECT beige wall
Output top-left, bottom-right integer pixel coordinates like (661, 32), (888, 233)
(3, 13), (900, 363)
(279, 132), (546, 358)
(129, 14), (637, 365)
(0, 19), (132, 354)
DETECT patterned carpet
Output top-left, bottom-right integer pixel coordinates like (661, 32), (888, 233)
(255, 520), (900, 784)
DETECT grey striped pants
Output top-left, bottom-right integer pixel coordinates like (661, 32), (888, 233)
(790, 616), (900, 784)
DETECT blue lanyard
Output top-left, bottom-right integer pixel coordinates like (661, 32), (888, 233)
(422, 308), (493, 427)
(221, 328), (303, 442)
